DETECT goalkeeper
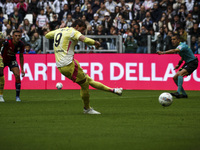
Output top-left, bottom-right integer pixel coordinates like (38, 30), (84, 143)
(157, 34), (198, 98)
(45, 19), (123, 114)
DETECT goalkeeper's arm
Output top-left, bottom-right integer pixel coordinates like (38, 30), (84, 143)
(79, 35), (100, 48)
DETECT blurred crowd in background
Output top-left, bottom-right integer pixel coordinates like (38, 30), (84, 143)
(0, 0), (200, 54)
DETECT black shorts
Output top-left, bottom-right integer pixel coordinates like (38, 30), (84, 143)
(180, 58), (199, 75)
(4, 60), (19, 71)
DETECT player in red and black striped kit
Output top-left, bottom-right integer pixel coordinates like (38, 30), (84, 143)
(0, 30), (25, 102)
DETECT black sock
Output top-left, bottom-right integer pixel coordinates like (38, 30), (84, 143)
(16, 83), (21, 97)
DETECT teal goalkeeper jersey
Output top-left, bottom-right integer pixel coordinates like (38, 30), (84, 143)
(176, 42), (196, 63)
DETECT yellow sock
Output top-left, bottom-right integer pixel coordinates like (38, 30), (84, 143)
(0, 76), (5, 95)
(87, 75), (112, 92)
(80, 79), (90, 109)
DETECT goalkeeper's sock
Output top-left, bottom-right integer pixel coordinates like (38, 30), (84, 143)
(177, 76), (183, 94)
(0, 76), (4, 95)
(175, 78), (186, 95)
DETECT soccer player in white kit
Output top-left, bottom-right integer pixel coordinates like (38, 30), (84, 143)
(45, 19), (123, 114)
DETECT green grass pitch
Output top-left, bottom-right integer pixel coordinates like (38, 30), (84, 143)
(0, 90), (200, 150)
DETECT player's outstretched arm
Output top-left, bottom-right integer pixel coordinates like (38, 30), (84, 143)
(79, 35), (100, 48)
(157, 49), (180, 55)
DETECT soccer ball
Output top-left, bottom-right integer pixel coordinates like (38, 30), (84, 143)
(56, 82), (63, 90)
(158, 92), (173, 107)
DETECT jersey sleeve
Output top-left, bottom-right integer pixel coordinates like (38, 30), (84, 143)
(71, 30), (82, 41)
(177, 43), (187, 52)
(45, 30), (57, 39)
(176, 45), (182, 51)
